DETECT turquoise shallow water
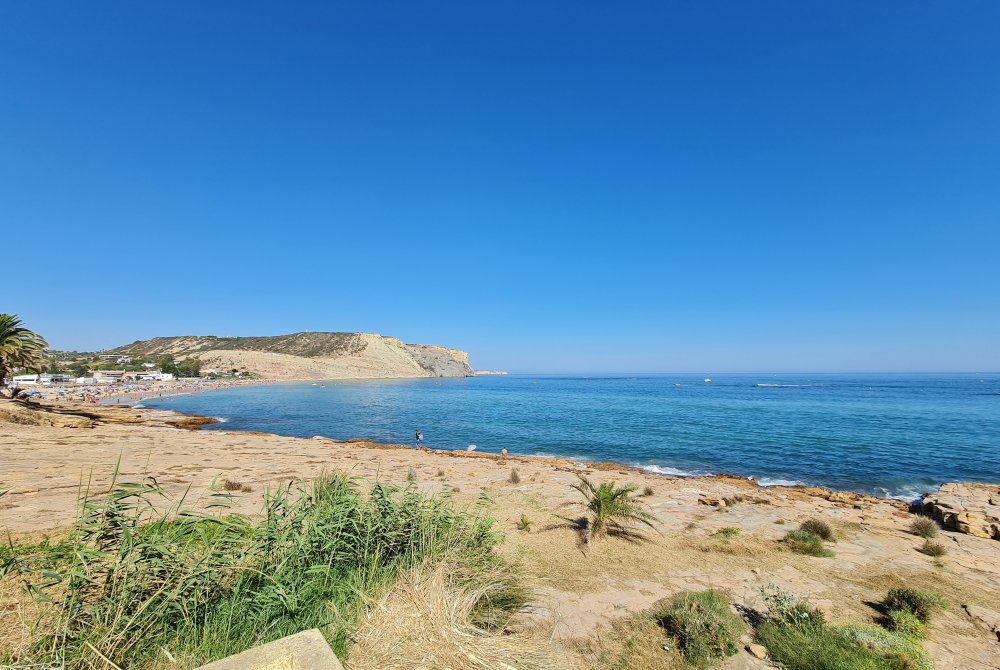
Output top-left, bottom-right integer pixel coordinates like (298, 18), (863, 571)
(141, 373), (1000, 499)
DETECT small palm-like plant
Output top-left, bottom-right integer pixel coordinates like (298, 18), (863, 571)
(572, 475), (657, 541)
(0, 314), (49, 390)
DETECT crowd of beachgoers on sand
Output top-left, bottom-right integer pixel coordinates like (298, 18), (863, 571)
(13, 378), (264, 405)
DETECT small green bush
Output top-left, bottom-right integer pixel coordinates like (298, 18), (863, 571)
(909, 517), (938, 539)
(656, 590), (745, 667)
(517, 514), (531, 532)
(886, 608), (925, 639)
(712, 527), (742, 539)
(919, 540), (946, 557)
(784, 530), (834, 557)
(759, 585), (826, 629)
(838, 625), (933, 670)
(883, 589), (946, 623)
(756, 587), (933, 670)
(800, 518), (835, 541)
(406, 466), (418, 482)
(757, 621), (893, 670)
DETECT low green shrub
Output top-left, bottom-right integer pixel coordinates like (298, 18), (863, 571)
(909, 517), (938, 539)
(517, 514), (531, 531)
(800, 518), (835, 541)
(886, 608), (925, 639)
(784, 530), (834, 557)
(712, 527), (741, 539)
(756, 587), (933, 670)
(757, 620), (893, 670)
(883, 589), (946, 623)
(759, 584), (826, 629)
(655, 590), (745, 667)
(838, 625), (933, 670)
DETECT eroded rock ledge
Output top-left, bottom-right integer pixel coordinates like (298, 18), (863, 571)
(922, 482), (1000, 540)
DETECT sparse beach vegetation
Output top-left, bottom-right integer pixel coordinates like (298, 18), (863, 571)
(756, 586), (933, 670)
(783, 530), (834, 557)
(509, 468), (521, 484)
(918, 541), (947, 557)
(572, 475), (657, 542)
(799, 518), (835, 542)
(882, 589), (946, 624)
(0, 469), (524, 670)
(909, 517), (939, 539)
(221, 479), (252, 493)
(656, 590), (745, 667)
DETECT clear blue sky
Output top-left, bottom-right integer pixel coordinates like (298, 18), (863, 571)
(2, 2), (998, 372)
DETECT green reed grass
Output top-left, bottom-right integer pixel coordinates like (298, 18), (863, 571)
(2, 466), (524, 670)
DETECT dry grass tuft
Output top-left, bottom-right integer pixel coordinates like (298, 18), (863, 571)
(698, 532), (773, 557)
(0, 574), (58, 662)
(347, 564), (578, 670)
(574, 611), (683, 669)
(910, 517), (938, 539)
(221, 479), (252, 493)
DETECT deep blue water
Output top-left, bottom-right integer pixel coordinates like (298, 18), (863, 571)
(140, 374), (1000, 499)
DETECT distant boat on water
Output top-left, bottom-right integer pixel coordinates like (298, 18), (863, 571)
(704, 378), (712, 383)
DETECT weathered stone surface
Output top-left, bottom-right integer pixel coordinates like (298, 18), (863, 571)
(963, 604), (1000, 642)
(194, 630), (344, 670)
(922, 483), (1000, 540)
(747, 643), (768, 659)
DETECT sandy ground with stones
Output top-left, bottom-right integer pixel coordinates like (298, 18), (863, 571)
(1, 399), (998, 669)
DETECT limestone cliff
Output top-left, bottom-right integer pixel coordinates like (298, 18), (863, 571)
(110, 332), (475, 380)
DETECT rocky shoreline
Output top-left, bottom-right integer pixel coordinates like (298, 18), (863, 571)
(2, 397), (999, 668)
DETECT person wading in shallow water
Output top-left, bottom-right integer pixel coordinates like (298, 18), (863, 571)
(414, 430), (423, 447)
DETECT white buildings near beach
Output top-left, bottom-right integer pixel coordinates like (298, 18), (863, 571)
(11, 373), (74, 385)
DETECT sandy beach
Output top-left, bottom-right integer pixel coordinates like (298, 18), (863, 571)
(1, 398), (998, 669)
(14, 377), (267, 406)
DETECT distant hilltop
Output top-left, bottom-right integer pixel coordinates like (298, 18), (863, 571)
(109, 332), (475, 380)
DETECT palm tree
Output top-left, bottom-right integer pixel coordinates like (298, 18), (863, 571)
(572, 475), (657, 541)
(0, 314), (49, 391)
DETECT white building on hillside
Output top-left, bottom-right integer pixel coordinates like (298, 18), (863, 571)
(93, 370), (126, 384)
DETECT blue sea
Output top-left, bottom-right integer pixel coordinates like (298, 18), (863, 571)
(139, 374), (1000, 500)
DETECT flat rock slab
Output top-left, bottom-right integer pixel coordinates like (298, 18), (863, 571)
(922, 483), (1000, 540)
(194, 630), (343, 670)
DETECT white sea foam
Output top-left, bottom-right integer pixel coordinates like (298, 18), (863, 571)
(755, 384), (826, 388)
(638, 463), (700, 478)
(877, 485), (927, 503)
(214, 417), (229, 423)
(133, 403), (145, 409)
(752, 476), (807, 487)
(525, 451), (593, 462)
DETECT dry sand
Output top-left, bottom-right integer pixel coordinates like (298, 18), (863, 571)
(1, 399), (998, 669)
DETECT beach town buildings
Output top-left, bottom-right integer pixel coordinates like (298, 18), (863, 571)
(97, 354), (133, 364)
(11, 373), (74, 385)
(93, 370), (127, 384)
